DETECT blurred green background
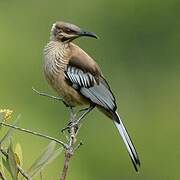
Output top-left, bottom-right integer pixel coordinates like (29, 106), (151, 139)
(0, 0), (180, 179)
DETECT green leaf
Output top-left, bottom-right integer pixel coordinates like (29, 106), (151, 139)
(0, 158), (6, 180)
(32, 146), (63, 177)
(0, 171), (6, 180)
(14, 143), (23, 166)
(0, 116), (20, 146)
(2, 157), (11, 175)
(29, 141), (56, 171)
(44, 146), (63, 164)
(28, 141), (63, 178)
(7, 141), (18, 180)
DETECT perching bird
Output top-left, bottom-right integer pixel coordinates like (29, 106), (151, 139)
(43, 21), (140, 171)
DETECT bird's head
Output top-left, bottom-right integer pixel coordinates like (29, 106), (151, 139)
(50, 21), (98, 42)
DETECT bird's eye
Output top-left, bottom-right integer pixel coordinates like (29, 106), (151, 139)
(66, 28), (71, 33)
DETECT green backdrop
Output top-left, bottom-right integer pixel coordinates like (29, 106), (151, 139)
(0, 0), (180, 179)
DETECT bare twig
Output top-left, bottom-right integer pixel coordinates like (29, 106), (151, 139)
(0, 122), (67, 149)
(32, 89), (92, 180)
(0, 148), (31, 180)
(32, 87), (63, 102)
(18, 165), (31, 180)
(60, 109), (78, 180)
(60, 150), (72, 180)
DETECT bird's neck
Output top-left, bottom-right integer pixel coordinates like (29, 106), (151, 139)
(44, 40), (70, 77)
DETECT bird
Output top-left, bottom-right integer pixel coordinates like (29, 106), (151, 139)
(43, 21), (140, 171)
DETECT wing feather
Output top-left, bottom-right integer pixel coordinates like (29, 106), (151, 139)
(64, 66), (117, 111)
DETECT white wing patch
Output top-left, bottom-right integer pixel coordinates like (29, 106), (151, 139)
(64, 66), (117, 111)
(65, 66), (97, 88)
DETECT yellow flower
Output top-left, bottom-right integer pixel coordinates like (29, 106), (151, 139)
(0, 109), (13, 120)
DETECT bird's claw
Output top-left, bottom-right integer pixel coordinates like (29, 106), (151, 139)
(61, 126), (70, 133)
(61, 121), (79, 133)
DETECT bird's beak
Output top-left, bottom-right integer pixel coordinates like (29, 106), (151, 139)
(78, 29), (99, 39)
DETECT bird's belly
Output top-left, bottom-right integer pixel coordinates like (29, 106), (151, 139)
(46, 72), (89, 107)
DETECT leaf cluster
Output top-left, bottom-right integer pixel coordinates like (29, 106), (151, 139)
(0, 111), (63, 180)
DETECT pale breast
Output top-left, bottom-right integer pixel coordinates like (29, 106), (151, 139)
(43, 41), (69, 95)
(43, 41), (89, 106)
(44, 41), (67, 78)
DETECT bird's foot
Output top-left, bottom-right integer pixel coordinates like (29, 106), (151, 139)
(74, 140), (84, 152)
(62, 101), (70, 107)
(61, 121), (79, 133)
(61, 126), (70, 133)
(77, 107), (91, 114)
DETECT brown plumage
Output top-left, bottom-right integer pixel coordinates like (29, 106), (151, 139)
(43, 21), (140, 171)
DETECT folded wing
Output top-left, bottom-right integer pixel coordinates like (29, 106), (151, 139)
(64, 65), (117, 112)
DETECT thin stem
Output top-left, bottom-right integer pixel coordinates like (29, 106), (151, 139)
(60, 151), (72, 180)
(0, 122), (67, 149)
(18, 165), (31, 180)
(60, 106), (94, 179)
(32, 87), (63, 102)
(31, 89), (90, 180)
(0, 148), (31, 180)
(60, 110), (77, 180)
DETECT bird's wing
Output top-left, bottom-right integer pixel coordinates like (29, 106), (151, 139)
(65, 52), (140, 171)
(64, 56), (117, 112)
(67, 43), (116, 111)
(65, 58), (140, 170)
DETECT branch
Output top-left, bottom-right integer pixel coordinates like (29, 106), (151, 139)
(0, 148), (31, 180)
(0, 122), (67, 149)
(31, 89), (92, 180)
(32, 87), (63, 102)
(60, 109), (79, 180)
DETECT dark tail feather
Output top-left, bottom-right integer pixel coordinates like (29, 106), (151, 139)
(113, 112), (140, 171)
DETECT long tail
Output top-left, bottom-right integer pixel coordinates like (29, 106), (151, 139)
(113, 112), (140, 171)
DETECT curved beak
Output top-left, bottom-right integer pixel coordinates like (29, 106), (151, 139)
(78, 29), (99, 39)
